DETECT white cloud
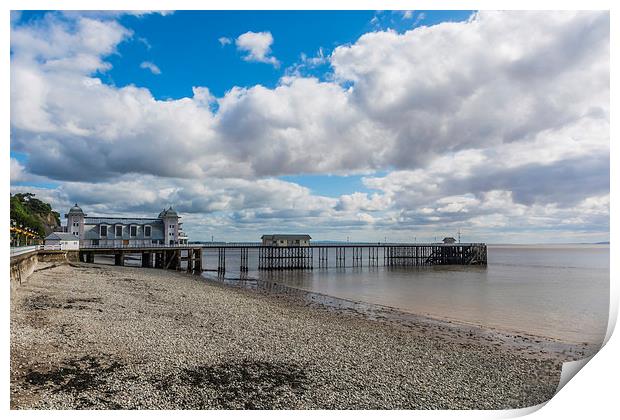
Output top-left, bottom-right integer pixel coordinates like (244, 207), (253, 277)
(11, 15), (131, 74)
(413, 12), (426, 26)
(191, 86), (215, 107)
(402, 11), (414, 19)
(218, 36), (231, 46)
(235, 31), (279, 67)
(140, 61), (161, 74)
(137, 37), (152, 49)
(336, 192), (390, 212)
(285, 48), (328, 77)
(9, 11), (610, 241)
(61, 11), (173, 19)
(10, 159), (27, 183)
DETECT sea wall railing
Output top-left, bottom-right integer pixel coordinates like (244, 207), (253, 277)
(10, 246), (38, 257)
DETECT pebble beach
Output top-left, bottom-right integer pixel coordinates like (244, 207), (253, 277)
(11, 262), (570, 409)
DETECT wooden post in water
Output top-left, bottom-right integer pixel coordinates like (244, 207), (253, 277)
(240, 247), (248, 272)
(194, 248), (202, 272)
(217, 247), (226, 274)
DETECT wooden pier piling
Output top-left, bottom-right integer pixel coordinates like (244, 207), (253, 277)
(141, 252), (151, 268)
(240, 247), (248, 272)
(258, 246), (313, 270)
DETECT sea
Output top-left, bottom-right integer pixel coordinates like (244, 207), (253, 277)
(200, 244), (609, 345)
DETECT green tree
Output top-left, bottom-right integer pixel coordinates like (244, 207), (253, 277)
(10, 193), (60, 237)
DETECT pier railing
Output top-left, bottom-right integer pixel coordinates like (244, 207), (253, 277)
(80, 243), (194, 250)
(198, 242), (486, 248)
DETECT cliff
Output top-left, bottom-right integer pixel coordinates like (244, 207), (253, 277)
(10, 193), (61, 237)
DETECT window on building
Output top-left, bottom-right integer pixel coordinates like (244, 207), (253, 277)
(130, 226), (137, 237)
(74, 232), (78, 237)
(169, 224), (175, 229)
(144, 226), (151, 237)
(115, 225), (123, 237)
(100, 225), (107, 236)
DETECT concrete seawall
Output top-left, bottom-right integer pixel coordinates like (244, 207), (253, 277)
(10, 251), (38, 292)
(10, 250), (79, 292)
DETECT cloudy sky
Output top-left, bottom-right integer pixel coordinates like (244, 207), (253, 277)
(10, 10), (609, 243)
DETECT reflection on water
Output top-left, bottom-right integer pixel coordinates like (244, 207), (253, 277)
(201, 245), (609, 345)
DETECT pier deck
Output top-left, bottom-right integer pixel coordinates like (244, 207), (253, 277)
(78, 243), (487, 273)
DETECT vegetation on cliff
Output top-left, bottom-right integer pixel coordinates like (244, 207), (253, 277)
(10, 193), (60, 237)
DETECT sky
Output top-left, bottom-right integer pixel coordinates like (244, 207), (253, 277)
(9, 10), (610, 243)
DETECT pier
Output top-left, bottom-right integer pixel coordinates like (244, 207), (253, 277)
(78, 246), (203, 273)
(204, 243), (487, 273)
(75, 243), (486, 274)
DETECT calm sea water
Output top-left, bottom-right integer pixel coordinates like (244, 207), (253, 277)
(201, 244), (609, 345)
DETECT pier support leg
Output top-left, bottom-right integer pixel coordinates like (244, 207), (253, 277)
(114, 253), (124, 266)
(217, 248), (226, 274)
(195, 249), (202, 272)
(155, 252), (164, 269)
(187, 250), (193, 273)
(141, 252), (151, 268)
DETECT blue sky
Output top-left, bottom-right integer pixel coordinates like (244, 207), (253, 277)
(12, 10), (473, 198)
(12, 10), (474, 100)
(106, 11), (472, 99)
(10, 10), (609, 242)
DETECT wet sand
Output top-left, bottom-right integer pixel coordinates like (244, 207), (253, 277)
(11, 262), (570, 409)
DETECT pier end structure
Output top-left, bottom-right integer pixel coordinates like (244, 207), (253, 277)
(205, 242), (487, 273)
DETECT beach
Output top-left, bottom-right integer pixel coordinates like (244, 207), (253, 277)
(11, 262), (569, 410)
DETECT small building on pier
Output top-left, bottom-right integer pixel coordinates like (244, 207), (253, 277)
(44, 232), (80, 250)
(261, 234), (311, 247)
(442, 237), (457, 244)
(64, 204), (188, 247)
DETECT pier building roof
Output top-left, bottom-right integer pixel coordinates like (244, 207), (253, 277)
(65, 203), (86, 217)
(159, 207), (178, 218)
(45, 232), (79, 241)
(261, 234), (312, 240)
